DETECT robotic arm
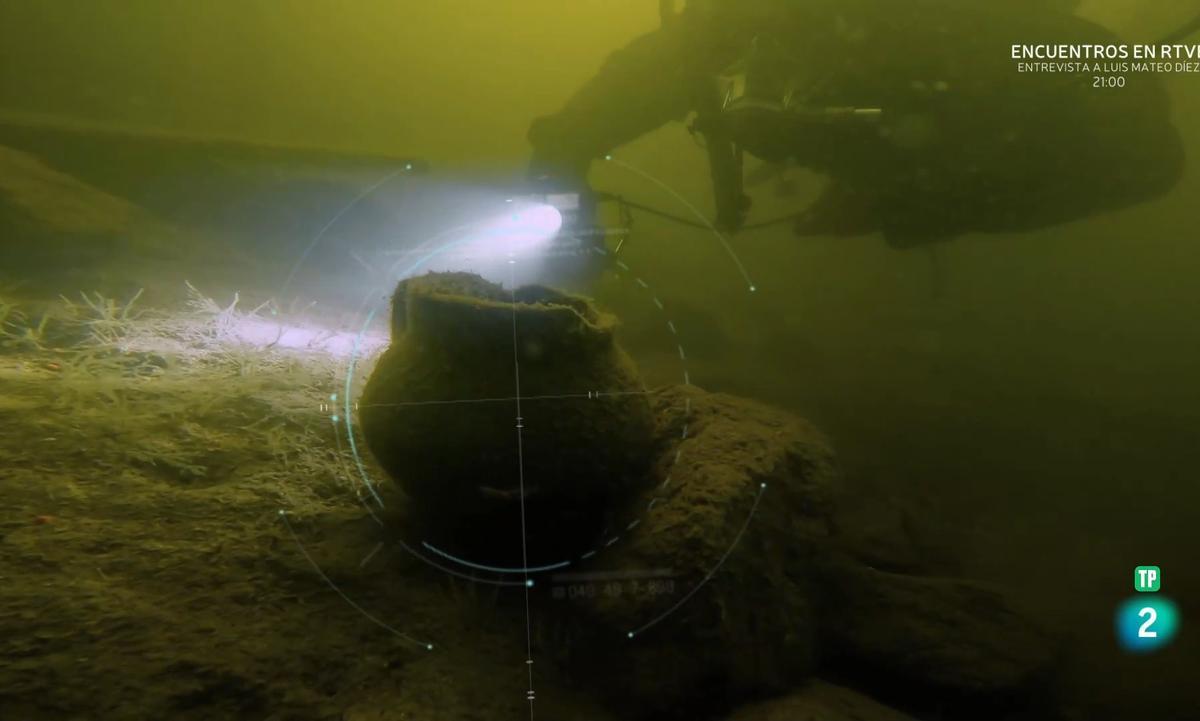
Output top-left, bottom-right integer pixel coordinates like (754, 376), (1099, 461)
(526, 20), (694, 191)
(527, 9), (755, 230)
(524, 6), (838, 234)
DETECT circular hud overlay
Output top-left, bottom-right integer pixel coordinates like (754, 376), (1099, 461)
(269, 157), (762, 705)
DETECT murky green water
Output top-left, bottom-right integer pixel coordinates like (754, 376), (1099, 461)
(2, 2), (1197, 719)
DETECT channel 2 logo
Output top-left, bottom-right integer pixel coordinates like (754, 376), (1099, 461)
(1115, 565), (1180, 654)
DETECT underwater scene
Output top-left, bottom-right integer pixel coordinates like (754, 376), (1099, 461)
(1, 2), (1198, 720)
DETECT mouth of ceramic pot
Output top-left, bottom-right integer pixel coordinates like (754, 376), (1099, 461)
(391, 272), (616, 353)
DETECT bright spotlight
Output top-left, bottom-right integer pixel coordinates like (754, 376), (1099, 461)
(410, 201), (564, 284)
(496, 203), (563, 252)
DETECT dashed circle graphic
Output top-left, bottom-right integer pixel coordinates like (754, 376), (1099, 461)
(268, 154), (766, 670)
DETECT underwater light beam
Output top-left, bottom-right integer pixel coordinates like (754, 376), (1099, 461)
(409, 201), (563, 284)
(226, 317), (386, 358)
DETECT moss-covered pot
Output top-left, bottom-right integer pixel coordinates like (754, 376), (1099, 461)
(360, 273), (656, 566)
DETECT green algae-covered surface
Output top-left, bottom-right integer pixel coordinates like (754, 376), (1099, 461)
(0, 291), (618, 721)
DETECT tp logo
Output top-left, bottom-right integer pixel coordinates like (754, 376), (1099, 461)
(1116, 566), (1179, 653)
(1134, 565), (1160, 592)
